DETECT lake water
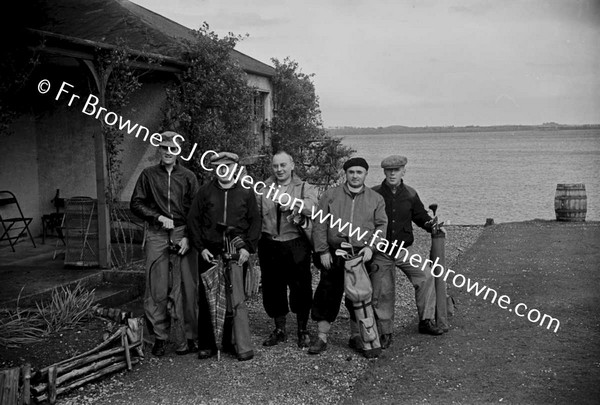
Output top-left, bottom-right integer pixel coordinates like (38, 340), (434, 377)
(340, 130), (600, 225)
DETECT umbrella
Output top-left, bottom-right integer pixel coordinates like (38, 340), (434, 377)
(200, 259), (227, 360)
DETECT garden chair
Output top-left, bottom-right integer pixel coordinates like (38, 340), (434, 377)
(0, 190), (37, 252)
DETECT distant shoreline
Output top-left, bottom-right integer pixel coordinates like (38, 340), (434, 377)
(326, 123), (600, 136)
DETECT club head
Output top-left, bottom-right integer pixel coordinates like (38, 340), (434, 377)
(340, 242), (353, 249)
(428, 203), (438, 216)
(340, 241), (355, 255)
(334, 249), (350, 258)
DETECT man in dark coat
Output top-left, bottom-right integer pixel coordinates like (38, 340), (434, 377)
(130, 131), (200, 357)
(187, 151), (261, 361)
(371, 155), (443, 350)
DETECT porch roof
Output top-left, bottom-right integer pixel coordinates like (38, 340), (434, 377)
(26, 0), (275, 77)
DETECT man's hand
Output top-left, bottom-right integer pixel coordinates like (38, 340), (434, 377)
(201, 249), (214, 262)
(158, 215), (174, 230)
(358, 247), (373, 263)
(320, 252), (333, 270)
(177, 237), (189, 255)
(238, 248), (250, 265)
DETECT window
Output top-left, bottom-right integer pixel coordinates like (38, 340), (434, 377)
(252, 91), (268, 136)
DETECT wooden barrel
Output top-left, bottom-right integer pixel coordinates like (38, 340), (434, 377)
(554, 183), (587, 222)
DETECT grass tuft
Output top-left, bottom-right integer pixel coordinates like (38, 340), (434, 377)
(0, 289), (47, 347)
(36, 281), (98, 333)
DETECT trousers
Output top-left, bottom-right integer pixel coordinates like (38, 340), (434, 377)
(144, 226), (198, 349)
(374, 244), (437, 322)
(258, 236), (313, 323)
(197, 257), (253, 356)
(310, 251), (396, 335)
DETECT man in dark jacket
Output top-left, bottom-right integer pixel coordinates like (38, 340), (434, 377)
(371, 155), (443, 349)
(130, 132), (200, 357)
(187, 151), (261, 361)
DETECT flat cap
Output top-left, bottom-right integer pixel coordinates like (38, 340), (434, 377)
(158, 131), (180, 148)
(343, 157), (369, 171)
(381, 155), (407, 169)
(210, 151), (239, 165)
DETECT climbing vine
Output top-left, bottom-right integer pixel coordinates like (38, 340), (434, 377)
(162, 23), (256, 182)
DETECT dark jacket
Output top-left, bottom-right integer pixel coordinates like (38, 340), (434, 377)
(130, 161), (199, 229)
(372, 179), (432, 248)
(312, 183), (387, 254)
(187, 179), (261, 254)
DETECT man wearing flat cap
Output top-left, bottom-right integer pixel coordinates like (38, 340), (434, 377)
(130, 131), (200, 357)
(308, 157), (388, 356)
(187, 151), (261, 361)
(371, 155), (444, 346)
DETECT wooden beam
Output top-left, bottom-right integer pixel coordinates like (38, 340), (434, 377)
(82, 59), (111, 268)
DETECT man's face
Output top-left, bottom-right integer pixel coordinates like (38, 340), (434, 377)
(215, 162), (236, 181)
(272, 153), (294, 183)
(346, 166), (367, 188)
(384, 167), (405, 187)
(159, 146), (176, 166)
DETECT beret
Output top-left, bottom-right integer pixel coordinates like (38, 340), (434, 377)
(381, 155), (408, 169)
(210, 151), (239, 165)
(343, 157), (369, 171)
(158, 131), (180, 148)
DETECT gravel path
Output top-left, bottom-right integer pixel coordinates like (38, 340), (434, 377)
(61, 225), (484, 405)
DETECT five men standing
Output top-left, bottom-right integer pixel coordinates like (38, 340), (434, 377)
(132, 136), (444, 359)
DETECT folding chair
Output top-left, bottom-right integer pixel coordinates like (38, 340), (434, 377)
(0, 190), (37, 252)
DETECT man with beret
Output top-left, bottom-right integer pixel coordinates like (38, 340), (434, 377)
(308, 157), (388, 356)
(187, 151), (261, 361)
(130, 131), (200, 357)
(371, 155), (443, 348)
(257, 151), (319, 349)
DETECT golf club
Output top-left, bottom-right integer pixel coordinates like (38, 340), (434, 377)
(338, 232), (356, 256)
(340, 241), (355, 256)
(429, 203), (438, 217)
(335, 249), (351, 259)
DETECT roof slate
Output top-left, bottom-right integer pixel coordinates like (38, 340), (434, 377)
(27, 0), (275, 77)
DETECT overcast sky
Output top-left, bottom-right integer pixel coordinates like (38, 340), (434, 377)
(132, 0), (599, 128)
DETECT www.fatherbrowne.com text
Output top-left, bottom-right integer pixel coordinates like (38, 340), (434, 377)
(309, 206), (560, 333)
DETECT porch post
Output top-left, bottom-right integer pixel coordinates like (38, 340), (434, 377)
(82, 60), (111, 268)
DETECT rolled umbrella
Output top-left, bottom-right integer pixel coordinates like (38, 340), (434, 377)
(200, 260), (227, 360)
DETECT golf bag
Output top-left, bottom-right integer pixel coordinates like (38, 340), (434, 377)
(430, 218), (453, 331)
(344, 255), (381, 356)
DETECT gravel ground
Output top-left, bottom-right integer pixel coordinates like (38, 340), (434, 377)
(60, 224), (484, 405)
